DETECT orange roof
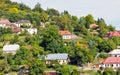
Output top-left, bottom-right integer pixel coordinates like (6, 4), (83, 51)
(90, 24), (98, 28)
(102, 57), (120, 64)
(59, 30), (71, 35)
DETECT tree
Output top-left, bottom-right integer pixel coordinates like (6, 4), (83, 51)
(85, 14), (95, 28)
(46, 8), (60, 17)
(33, 2), (43, 13)
(29, 59), (46, 75)
(69, 46), (90, 64)
(40, 25), (61, 51)
(46, 39), (65, 53)
(107, 25), (115, 31)
(56, 64), (71, 75)
(99, 40), (116, 52)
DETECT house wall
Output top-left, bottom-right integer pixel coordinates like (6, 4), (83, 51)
(4, 51), (16, 55)
(110, 54), (120, 57)
(15, 24), (21, 27)
(99, 64), (120, 68)
(0, 24), (6, 28)
(26, 28), (37, 34)
(58, 59), (68, 65)
(62, 35), (71, 39)
(46, 59), (68, 65)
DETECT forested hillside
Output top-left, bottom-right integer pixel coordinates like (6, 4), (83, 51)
(0, 0), (120, 75)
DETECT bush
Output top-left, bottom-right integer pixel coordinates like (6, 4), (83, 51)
(99, 52), (109, 58)
(11, 65), (19, 71)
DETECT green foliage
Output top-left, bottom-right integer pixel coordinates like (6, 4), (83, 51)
(56, 64), (71, 75)
(33, 2), (43, 13)
(117, 68), (120, 75)
(99, 52), (109, 58)
(11, 65), (19, 71)
(46, 8), (60, 17)
(29, 59), (46, 75)
(103, 68), (116, 75)
(0, 28), (12, 36)
(40, 25), (61, 52)
(98, 39), (116, 52)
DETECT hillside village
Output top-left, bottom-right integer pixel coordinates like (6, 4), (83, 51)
(0, 0), (120, 75)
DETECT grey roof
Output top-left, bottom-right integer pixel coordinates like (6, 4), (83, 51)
(109, 49), (120, 54)
(17, 20), (30, 23)
(3, 44), (20, 52)
(45, 53), (68, 60)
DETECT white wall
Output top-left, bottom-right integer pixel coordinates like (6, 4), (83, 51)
(99, 64), (120, 68)
(0, 24), (6, 28)
(62, 35), (71, 39)
(26, 28), (37, 34)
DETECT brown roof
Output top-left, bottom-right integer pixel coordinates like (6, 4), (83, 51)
(59, 30), (72, 35)
(102, 57), (120, 64)
(12, 28), (22, 33)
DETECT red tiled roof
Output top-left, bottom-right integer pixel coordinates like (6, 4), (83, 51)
(108, 31), (120, 37)
(0, 20), (10, 24)
(102, 57), (120, 64)
(59, 30), (71, 35)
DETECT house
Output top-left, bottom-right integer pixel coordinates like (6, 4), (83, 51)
(15, 20), (31, 27)
(99, 57), (120, 69)
(3, 44), (20, 55)
(0, 20), (11, 28)
(12, 27), (22, 34)
(26, 28), (37, 34)
(59, 30), (72, 39)
(40, 22), (46, 28)
(107, 31), (120, 37)
(109, 49), (120, 57)
(45, 53), (69, 65)
(89, 24), (98, 29)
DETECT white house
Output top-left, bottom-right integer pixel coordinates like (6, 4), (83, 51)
(3, 44), (20, 55)
(99, 57), (120, 69)
(45, 53), (69, 65)
(0, 20), (11, 28)
(26, 28), (37, 34)
(59, 30), (72, 39)
(15, 20), (31, 27)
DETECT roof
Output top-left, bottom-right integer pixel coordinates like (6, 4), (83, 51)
(102, 57), (120, 64)
(0, 20), (10, 24)
(45, 53), (68, 60)
(12, 28), (22, 33)
(16, 20), (31, 23)
(108, 31), (120, 37)
(89, 24), (98, 28)
(109, 49), (120, 55)
(59, 30), (72, 35)
(3, 44), (20, 52)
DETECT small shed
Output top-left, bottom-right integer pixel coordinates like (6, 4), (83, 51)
(3, 44), (20, 54)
